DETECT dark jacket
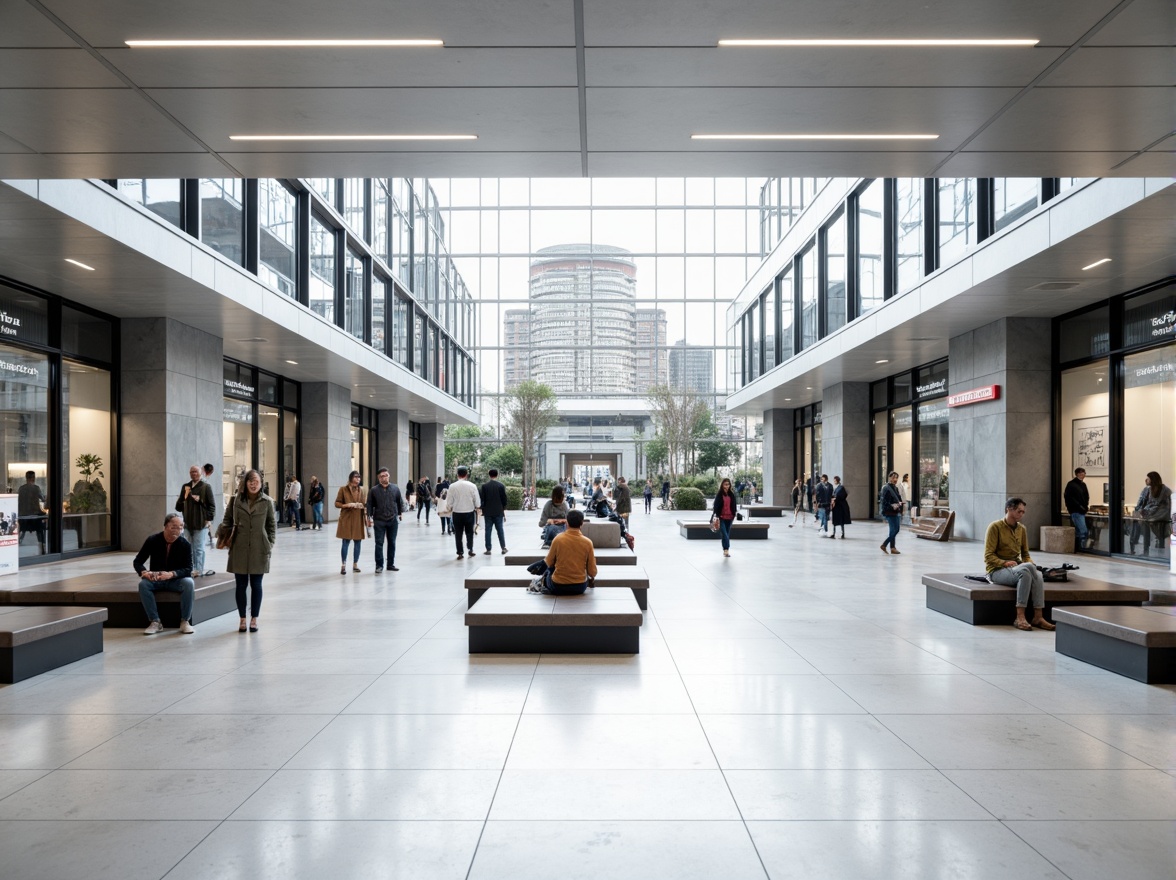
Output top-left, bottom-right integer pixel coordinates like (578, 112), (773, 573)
(879, 482), (903, 517)
(831, 484), (852, 526)
(223, 493), (277, 574)
(175, 479), (216, 530)
(481, 479), (509, 517)
(814, 481), (834, 510)
(1063, 478), (1089, 514)
(416, 479), (433, 504)
(367, 483), (406, 521)
(614, 483), (632, 515)
(309, 481), (325, 505)
(133, 531), (193, 580)
(712, 491), (738, 520)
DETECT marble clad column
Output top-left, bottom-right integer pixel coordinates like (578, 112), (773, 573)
(302, 382), (352, 523)
(761, 408), (795, 506)
(119, 318), (223, 551)
(818, 383), (871, 521)
(378, 409), (411, 485)
(419, 422), (446, 484)
(949, 317), (1052, 545)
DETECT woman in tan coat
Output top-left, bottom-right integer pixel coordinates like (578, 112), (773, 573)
(335, 469), (368, 575)
(221, 468), (276, 633)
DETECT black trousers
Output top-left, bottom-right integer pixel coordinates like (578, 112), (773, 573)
(452, 511), (476, 554)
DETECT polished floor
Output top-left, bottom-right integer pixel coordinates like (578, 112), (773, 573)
(1, 507), (1173, 879)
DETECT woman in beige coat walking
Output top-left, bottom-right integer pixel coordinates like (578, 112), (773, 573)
(221, 468), (276, 633)
(335, 469), (368, 575)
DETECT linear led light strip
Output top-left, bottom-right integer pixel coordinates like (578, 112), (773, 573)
(126, 39), (443, 47)
(718, 39), (1038, 47)
(230, 134), (477, 141)
(692, 134), (938, 140)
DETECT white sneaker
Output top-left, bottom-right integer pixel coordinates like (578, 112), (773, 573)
(180, 620), (195, 634)
(143, 620), (164, 634)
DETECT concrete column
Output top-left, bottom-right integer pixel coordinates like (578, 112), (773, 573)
(302, 382), (352, 522)
(819, 382), (871, 520)
(119, 318), (222, 550)
(419, 422), (446, 484)
(761, 408), (795, 506)
(378, 409), (410, 484)
(949, 317), (1052, 545)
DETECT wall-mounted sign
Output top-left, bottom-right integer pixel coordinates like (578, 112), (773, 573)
(946, 384), (1000, 407)
(0, 284), (49, 345)
(223, 378), (256, 397)
(916, 378), (947, 399)
(0, 494), (17, 577)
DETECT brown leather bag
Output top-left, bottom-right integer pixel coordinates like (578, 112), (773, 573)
(215, 499), (237, 550)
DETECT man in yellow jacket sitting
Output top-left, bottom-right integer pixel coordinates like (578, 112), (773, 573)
(984, 497), (1054, 632)
(541, 509), (598, 595)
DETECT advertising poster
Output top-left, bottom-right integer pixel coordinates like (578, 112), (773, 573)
(0, 493), (18, 576)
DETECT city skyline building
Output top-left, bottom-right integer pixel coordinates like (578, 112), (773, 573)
(669, 339), (715, 395)
(634, 308), (668, 393)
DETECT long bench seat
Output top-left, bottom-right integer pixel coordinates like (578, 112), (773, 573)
(0, 572), (237, 627)
(465, 566), (650, 609)
(504, 548), (636, 566)
(1053, 605), (1176, 683)
(745, 505), (786, 517)
(923, 572), (1149, 626)
(0, 605), (107, 682)
(465, 589), (642, 653)
(677, 520), (770, 540)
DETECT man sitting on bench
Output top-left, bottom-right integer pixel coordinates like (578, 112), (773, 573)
(542, 509), (597, 595)
(984, 497), (1054, 632)
(134, 512), (196, 635)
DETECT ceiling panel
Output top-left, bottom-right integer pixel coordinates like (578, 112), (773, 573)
(0, 129), (37, 153)
(1042, 47), (1176, 86)
(147, 87), (582, 152)
(0, 48), (126, 87)
(939, 151), (1134, 177)
(100, 47), (578, 88)
(584, 87), (1019, 151)
(1110, 151), (1176, 175)
(0, 1), (79, 47)
(1085, 0), (1176, 46)
(584, 151), (949, 178)
(965, 87), (1176, 152)
(39, 0), (576, 47)
(221, 151), (583, 179)
(582, 0), (1128, 46)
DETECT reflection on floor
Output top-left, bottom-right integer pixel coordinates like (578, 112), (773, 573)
(1, 510), (1173, 879)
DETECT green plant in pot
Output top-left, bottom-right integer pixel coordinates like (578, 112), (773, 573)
(70, 454), (107, 513)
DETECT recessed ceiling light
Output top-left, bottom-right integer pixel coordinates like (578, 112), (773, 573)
(1081, 258), (1112, 271)
(285, 360), (298, 365)
(64, 258), (95, 271)
(126, 39), (443, 48)
(876, 359), (889, 364)
(784, 398), (792, 401)
(236, 337), (269, 343)
(692, 133), (938, 141)
(230, 134), (476, 141)
(718, 38), (1039, 47)
(806, 387), (813, 390)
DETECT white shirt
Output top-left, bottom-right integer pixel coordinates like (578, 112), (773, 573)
(285, 480), (301, 502)
(446, 479), (481, 513)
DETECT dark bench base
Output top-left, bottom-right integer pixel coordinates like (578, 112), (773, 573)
(925, 586), (1146, 626)
(745, 506), (785, 517)
(2, 624), (103, 684)
(678, 522), (770, 540)
(1056, 624), (1176, 684)
(469, 625), (639, 654)
(98, 586), (239, 628)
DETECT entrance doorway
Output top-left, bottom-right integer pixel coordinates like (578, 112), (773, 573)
(562, 453), (620, 498)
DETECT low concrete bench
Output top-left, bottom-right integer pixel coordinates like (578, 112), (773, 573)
(923, 572), (1149, 626)
(0, 572), (237, 627)
(580, 520), (622, 548)
(0, 605), (107, 683)
(504, 548), (637, 566)
(745, 505), (786, 517)
(465, 566), (650, 610)
(678, 520), (770, 540)
(1053, 605), (1176, 683)
(465, 589), (642, 653)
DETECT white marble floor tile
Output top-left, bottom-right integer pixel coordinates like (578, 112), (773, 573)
(656, 617), (779, 639)
(344, 673), (533, 714)
(1004, 820), (1176, 880)
(904, 637), (1111, 675)
(725, 769), (994, 820)
(158, 673), (377, 715)
(489, 769), (739, 820)
(978, 673), (1176, 715)
(666, 638), (818, 675)
(0, 673), (222, 715)
(748, 820), (1069, 880)
(827, 674), (1044, 714)
(1055, 713), (1176, 769)
(702, 714), (932, 770)
(0, 714), (148, 769)
(470, 821), (766, 880)
(783, 638), (968, 674)
(231, 768), (500, 820)
(682, 674), (866, 714)
(534, 639), (678, 674)
(944, 769), (1176, 819)
(286, 714), (519, 770)
(507, 715), (717, 770)
(0, 769), (49, 800)
(760, 618), (896, 640)
(387, 639), (540, 675)
(523, 674), (694, 714)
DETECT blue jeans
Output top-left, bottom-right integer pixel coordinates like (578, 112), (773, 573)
(1069, 513), (1088, 551)
(373, 519), (398, 568)
(312, 501), (324, 526)
(882, 514), (901, 549)
(484, 513), (506, 550)
(718, 517), (734, 550)
(139, 576), (195, 623)
(542, 523), (566, 545)
(184, 528), (207, 573)
(544, 571), (587, 595)
(340, 539), (362, 563)
(817, 507), (829, 532)
(235, 573), (263, 617)
(285, 500), (301, 528)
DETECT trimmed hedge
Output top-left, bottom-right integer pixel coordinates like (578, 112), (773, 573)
(505, 486), (524, 510)
(675, 487), (706, 510)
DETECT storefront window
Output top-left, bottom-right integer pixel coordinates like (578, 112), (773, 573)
(896, 178), (924, 293)
(1122, 345), (1174, 563)
(2, 344), (50, 558)
(258, 404), (280, 502)
(62, 361), (112, 551)
(199, 178), (245, 266)
(890, 405), (913, 510)
(917, 398), (949, 512)
(1059, 305), (1111, 362)
(259, 179), (297, 298)
(222, 399), (253, 510)
(61, 306), (113, 362)
(1123, 284), (1176, 349)
(1060, 361), (1110, 554)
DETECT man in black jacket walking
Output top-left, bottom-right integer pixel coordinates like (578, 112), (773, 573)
(1064, 467), (1090, 552)
(480, 468), (509, 555)
(367, 468), (406, 572)
(134, 513), (195, 635)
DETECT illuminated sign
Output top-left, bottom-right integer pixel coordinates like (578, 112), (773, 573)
(946, 385), (1000, 407)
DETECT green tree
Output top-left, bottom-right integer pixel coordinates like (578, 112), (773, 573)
(485, 443), (524, 476)
(696, 437), (741, 475)
(504, 380), (559, 491)
(644, 435), (669, 475)
(444, 424), (494, 475)
(647, 385), (710, 483)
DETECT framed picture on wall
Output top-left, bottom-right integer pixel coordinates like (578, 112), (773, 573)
(1072, 416), (1109, 476)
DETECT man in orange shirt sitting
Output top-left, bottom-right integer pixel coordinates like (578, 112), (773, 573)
(537, 508), (598, 595)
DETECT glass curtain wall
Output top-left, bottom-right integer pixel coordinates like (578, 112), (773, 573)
(855, 179), (885, 315)
(937, 178), (977, 265)
(895, 178), (924, 293)
(823, 210), (847, 334)
(116, 179), (182, 228)
(258, 179), (297, 298)
(199, 178), (245, 266)
(62, 361), (112, 551)
(309, 215), (336, 322)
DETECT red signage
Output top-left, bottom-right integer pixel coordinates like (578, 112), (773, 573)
(947, 385), (1000, 407)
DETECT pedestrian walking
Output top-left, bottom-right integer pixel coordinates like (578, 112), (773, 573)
(830, 476), (851, 539)
(335, 470), (368, 574)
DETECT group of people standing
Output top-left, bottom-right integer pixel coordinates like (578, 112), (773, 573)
(788, 474), (852, 540)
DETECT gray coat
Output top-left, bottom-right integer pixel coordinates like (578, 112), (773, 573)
(223, 493), (277, 574)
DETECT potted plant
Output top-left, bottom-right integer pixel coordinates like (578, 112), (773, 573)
(70, 454), (109, 546)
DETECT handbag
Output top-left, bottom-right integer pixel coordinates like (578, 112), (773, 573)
(215, 499), (237, 550)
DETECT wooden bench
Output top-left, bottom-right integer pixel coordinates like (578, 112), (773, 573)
(504, 548), (637, 566)
(922, 572), (1150, 626)
(677, 520), (770, 540)
(465, 589), (642, 653)
(907, 510), (955, 541)
(1053, 605), (1176, 683)
(745, 505), (786, 517)
(0, 606), (107, 683)
(0, 572), (237, 627)
(465, 566), (650, 610)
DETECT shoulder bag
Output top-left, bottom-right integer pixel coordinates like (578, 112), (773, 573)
(215, 498), (238, 550)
